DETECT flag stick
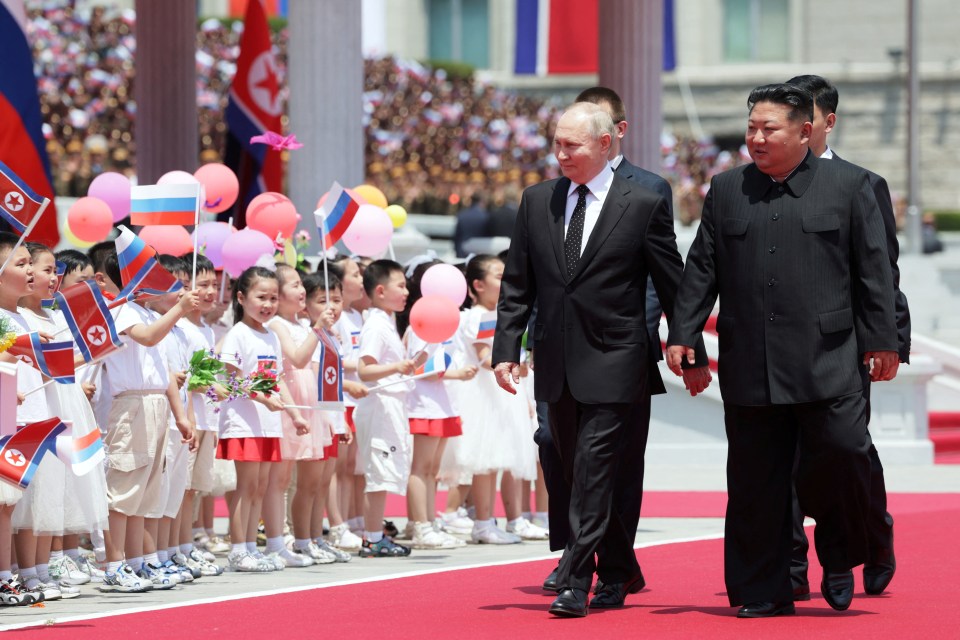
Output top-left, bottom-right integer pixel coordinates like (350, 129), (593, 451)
(0, 199), (48, 277)
(192, 184), (203, 286)
(22, 378), (56, 397)
(366, 370), (436, 392)
(218, 217), (234, 304)
(320, 215), (331, 302)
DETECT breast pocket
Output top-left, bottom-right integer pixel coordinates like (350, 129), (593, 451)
(722, 218), (750, 237)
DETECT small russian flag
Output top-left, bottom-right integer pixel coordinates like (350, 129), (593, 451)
(112, 225), (184, 306)
(130, 183), (200, 226)
(476, 311), (497, 340)
(415, 348), (451, 377)
(55, 424), (105, 477)
(315, 181), (360, 250)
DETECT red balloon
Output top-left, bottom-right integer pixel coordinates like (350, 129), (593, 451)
(139, 225), (194, 257)
(247, 192), (297, 241)
(194, 163), (239, 214)
(409, 295), (461, 344)
(67, 196), (113, 242)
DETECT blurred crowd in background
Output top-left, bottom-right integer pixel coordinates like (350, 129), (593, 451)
(28, 3), (749, 224)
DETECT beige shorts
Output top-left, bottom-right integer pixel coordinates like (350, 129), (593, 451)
(104, 392), (169, 517)
(188, 430), (217, 494)
(354, 393), (411, 495)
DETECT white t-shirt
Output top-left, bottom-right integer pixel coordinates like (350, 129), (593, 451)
(314, 329), (347, 435)
(358, 308), (412, 395)
(155, 311), (189, 432)
(460, 305), (495, 367)
(335, 308), (364, 407)
(3, 308), (51, 424)
(405, 330), (457, 419)
(105, 303), (170, 394)
(177, 317), (218, 431)
(217, 321), (284, 439)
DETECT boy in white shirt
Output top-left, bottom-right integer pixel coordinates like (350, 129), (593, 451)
(355, 260), (417, 557)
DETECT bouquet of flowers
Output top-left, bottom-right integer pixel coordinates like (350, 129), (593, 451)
(0, 316), (15, 354)
(187, 349), (280, 411)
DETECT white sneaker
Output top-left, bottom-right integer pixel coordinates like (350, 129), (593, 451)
(172, 552), (202, 580)
(76, 556), (106, 583)
(253, 550), (284, 571)
(327, 523), (363, 551)
(269, 548), (313, 568)
(436, 528), (467, 548)
(33, 581), (62, 601)
(439, 510), (474, 535)
(137, 564), (176, 590)
(49, 556), (91, 586)
(189, 548), (223, 576)
(99, 564), (149, 593)
(471, 520), (521, 545)
(412, 521), (465, 549)
(506, 517), (550, 541)
(53, 581), (82, 599)
(295, 542), (336, 564)
(203, 535), (231, 555)
(402, 521), (415, 540)
(227, 551), (269, 573)
(315, 539), (352, 563)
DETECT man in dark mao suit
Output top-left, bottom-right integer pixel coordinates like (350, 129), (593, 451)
(785, 74), (910, 600)
(666, 84), (900, 618)
(534, 87), (676, 594)
(493, 102), (710, 618)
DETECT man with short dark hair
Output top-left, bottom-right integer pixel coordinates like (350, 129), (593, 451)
(667, 83), (899, 617)
(784, 74), (909, 599)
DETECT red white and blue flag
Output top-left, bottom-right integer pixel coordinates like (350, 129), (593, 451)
(56, 281), (124, 363)
(315, 181), (360, 250)
(8, 332), (76, 383)
(55, 423), (105, 477)
(0, 417), (67, 489)
(130, 183), (201, 226)
(222, 0), (283, 228)
(415, 347), (451, 377)
(316, 328), (344, 410)
(40, 259), (66, 310)
(112, 225), (183, 306)
(476, 311), (497, 340)
(0, 2), (58, 246)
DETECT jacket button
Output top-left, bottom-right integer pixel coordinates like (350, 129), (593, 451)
(771, 214), (780, 221)
(768, 278), (777, 286)
(778, 185), (785, 192)
(768, 246), (777, 253)
(769, 313), (776, 321)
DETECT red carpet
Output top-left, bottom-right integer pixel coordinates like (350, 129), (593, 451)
(24, 493), (960, 638)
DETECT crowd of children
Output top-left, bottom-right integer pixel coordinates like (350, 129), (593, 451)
(0, 231), (548, 606)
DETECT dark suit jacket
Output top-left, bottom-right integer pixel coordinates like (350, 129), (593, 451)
(615, 158), (674, 357)
(832, 154), (911, 362)
(667, 152), (898, 406)
(453, 204), (491, 257)
(492, 174), (706, 405)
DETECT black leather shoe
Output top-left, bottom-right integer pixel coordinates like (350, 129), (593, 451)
(821, 569), (854, 611)
(737, 601), (796, 618)
(549, 588), (589, 618)
(863, 559), (896, 595)
(590, 570), (646, 608)
(542, 565), (559, 592)
(793, 582), (811, 601)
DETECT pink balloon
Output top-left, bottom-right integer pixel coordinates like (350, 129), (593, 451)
(139, 225), (194, 256)
(87, 172), (131, 223)
(67, 196), (114, 242)
(221, 228), (275, 278)
(194, 163), (239, 214)
(341, 204), (393, 256)
(420, 263), (467, 306)
(157, 170), (199, 185)
(192, 221), (236, 268)
(409, 296), (461, 344)
(316, 187), (366, 210)
(247, 192), (297, 240)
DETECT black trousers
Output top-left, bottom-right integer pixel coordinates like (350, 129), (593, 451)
(547, 383), (651, 592)
(724, 391), (872, 606)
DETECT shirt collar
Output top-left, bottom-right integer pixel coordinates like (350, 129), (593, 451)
(820, 146), (834, 159)
(567, 162), (614, 199)
(610, 154), (624, 170)
(746, 149), (817, 198)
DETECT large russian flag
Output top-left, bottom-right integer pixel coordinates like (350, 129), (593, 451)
(0, 1), (58, 246)
(130, 183), (200, 226)
(222, 0), (283, 228)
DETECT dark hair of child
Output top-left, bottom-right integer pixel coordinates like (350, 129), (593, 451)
(361, 259), (404, 298)
(232, 265), (279, 324)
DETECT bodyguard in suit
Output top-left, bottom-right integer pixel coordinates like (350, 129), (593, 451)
(785, 74), (909, 600)
(493, 102), (710, 618)
(535, 87), (676, 592)
(666, 84), (900, 618)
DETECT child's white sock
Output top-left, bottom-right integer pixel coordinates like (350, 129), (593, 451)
(168, 546), (179, 559)
(536, 511), (548, 522)
(246, 541), (257, 553)
(365, 531), (383, 543)
(179, 543), (193, 555)
(265, 536), (284, 553)
(144, 553), (159, 568)
(106, 561), (122, 574)
(49, 550), (64, 561)
(65, 548), (81, 561)
(128, 556), (144, 572)
(19, 567), (38, 589)
(36, 564), (51, 583)
(294, 538), (311, 551)
(0, 570), (12, 582)
(522, 511), (533, 521)
(193, 527), (204, 538)
(231, 543), (247, 555)
(157, 550), (169, 563)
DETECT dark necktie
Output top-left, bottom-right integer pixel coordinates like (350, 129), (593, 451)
(565, 184), (589, 277)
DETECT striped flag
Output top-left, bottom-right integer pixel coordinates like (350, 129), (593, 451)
(112, 225), (183, 306)
(0, 417), (67, 489)
(476, 310), (497, 340)
(55, 423), (105, 477)
(316, 328), (344, 410)
(415, 347), (451, 377)
(0, 361), (15, 437)
(56, 281), (123, 363)
(130, 183), (200, 226)
(8, 333), (76, 383)
(0, 160), (47, 235)
(40, 260), (66, 309)
(315, 182), (361, 250)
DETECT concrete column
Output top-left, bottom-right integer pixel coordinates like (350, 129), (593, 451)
(288, 0), (364, 240)
(134, 0), (197, 184)
(598, 0), (663, 174)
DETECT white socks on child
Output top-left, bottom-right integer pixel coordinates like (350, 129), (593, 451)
(180, 543), (193, 555)
(365, 531), (383, 543)
(232, 543), (247, 555)
(294, 539), (311, 551)
(265, 536), (285, 553)
(158, 550), (169, 563)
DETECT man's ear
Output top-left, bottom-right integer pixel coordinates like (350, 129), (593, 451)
(800, 122), (813, 144)
(824, 113), (837, 135)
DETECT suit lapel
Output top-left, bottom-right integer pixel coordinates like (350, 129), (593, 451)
(549, 177), (571, 281)
(569, 176), (630, 282)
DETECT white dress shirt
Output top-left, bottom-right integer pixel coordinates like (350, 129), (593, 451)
(564, 163), (614, 258)
(820, 146), (834, 159)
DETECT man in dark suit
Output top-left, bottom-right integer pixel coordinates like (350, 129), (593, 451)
(535, 87), (677, 592)
(493, 102), (710, 618)
(453, 195), (490, 257)
(785, 74), (910, 600)
(666, 84), (900, 618)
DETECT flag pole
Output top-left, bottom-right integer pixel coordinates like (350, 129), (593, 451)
(192, 184), (203, 286)
(319, 213), (331, 302)
(0, 198), (48, 277)
(218, 216), (233, 304)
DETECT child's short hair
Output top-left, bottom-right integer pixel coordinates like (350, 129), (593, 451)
(88, 240), (122, 289)
(303, 272), (342, 300)
(190, 253), (216, 276)
(465, 254), (500, 300)
(157, 254), (188, 278)
(56, 248), (91, 274)
(0, 232), (22, 255)
(232, 266), (279, 325)
(25, 241), (54, 260)
(362, 259), (404, 297)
